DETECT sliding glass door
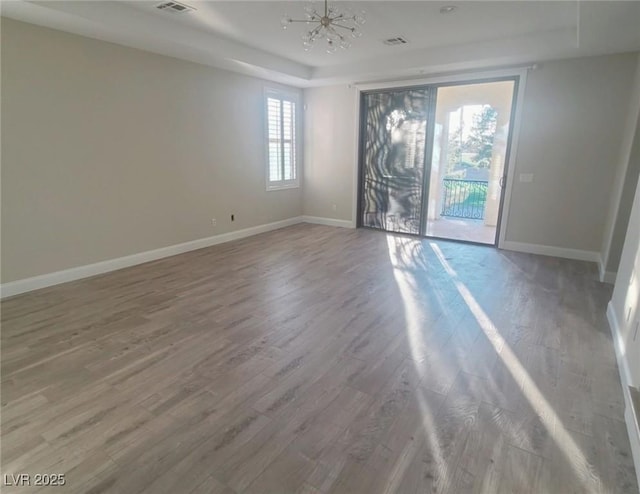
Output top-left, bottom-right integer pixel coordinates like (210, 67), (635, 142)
(424, 80), (515, 244)
(359, 78), (517, 245)
(359, 88), (432, 235)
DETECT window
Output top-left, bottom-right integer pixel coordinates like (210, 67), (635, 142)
(265, 89), (299, 190)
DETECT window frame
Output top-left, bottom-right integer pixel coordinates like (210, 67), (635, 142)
(264, 87), (300, 191)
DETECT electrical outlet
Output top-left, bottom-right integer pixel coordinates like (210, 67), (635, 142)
(211, 218), (217, 227)
(332, 204), (337, 212)
(519, 173), (534, 183)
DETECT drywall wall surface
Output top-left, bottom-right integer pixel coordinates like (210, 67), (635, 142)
(1, 19), (303, 282)
(303, 84), (357, 222)
(607, 110), (640, 273)
(504, 53), (638, 251)
(602, 52), (640, 274)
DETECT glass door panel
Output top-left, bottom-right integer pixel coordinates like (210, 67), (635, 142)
(360, 89), (430, 235)
(424, 80), (516, 244)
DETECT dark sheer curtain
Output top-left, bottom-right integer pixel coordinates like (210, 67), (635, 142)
(360, 88), (430, 234)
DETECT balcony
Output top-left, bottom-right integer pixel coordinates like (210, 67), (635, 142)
(426, 177), (497, 244)
(440, 178), (489, 220)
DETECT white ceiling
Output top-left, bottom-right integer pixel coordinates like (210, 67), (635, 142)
(2, 1), (640, 87)
(127, 1), (578, 68)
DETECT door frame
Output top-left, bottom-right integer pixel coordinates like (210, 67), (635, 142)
(352, 67), (529, 249)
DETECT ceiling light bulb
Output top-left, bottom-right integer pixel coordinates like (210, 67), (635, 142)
(439, 5), (457, 14)
(281, 14), (291, 29)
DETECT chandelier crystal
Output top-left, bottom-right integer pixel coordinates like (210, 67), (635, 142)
(281, 0), (365, 54)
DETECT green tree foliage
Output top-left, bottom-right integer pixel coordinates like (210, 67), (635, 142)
(447, 126), (462, 174)
(465, 105), (498, 168)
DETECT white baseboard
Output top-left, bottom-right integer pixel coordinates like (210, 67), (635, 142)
(607, 302), (640, 489)
(301, 215), (355, 229)
(501, 240), (599, 262)
(1, 215), (358, 298)
(0, 216), (304, 299)
(598, 255), (618, 284)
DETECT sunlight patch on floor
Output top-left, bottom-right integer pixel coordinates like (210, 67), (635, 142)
(429, 242), (600, 489)
(386, 235), (448, 489)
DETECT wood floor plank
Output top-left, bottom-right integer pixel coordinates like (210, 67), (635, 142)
(1, 224), (636, 493)
(497, 445), (544, 494)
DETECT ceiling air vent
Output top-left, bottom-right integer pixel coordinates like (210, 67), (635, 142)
(383, 37), (408, 46)
(155, 1), (196, 14)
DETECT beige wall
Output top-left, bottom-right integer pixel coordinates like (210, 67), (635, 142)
(602, 53), (640, 275)
(505, 53), (638, 251)
(607, 112), (640, 274)
(1, 19), (303, 283)
(303, 85), (357, 222)
(304, 53), (639, 255)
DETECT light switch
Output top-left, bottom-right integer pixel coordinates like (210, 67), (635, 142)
(519, 173), (534, 183)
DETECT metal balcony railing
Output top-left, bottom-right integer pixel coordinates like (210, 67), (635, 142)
(441, 178), (489, 220)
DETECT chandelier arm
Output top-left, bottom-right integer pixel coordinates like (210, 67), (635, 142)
(332, 14), (355, 22)
(310, 25), (322, 36)
(331, 23), (356, 31)
(326, 26), (346, 42)
(287, 18), (316, 23)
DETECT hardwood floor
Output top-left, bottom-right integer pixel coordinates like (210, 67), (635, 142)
(1, 224), (636, 493)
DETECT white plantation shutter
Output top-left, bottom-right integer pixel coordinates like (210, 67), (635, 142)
(267, 97), (283, 182)
(265, 90), (298, 189)
(282, 100), (296, 181)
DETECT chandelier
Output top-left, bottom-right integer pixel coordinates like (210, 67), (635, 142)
(280, 0), (366, 54)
